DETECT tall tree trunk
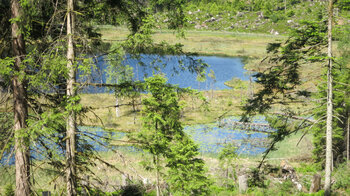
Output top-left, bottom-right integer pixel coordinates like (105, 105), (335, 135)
(11, 0), (31, 195)
(324, 0), (334, 195)
(66, 0), (77, 195)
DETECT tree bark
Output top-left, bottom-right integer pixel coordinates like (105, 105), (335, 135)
(11, 0), (31, 195)
(66, 0), (77, 195)
(324, 0), (334, 195)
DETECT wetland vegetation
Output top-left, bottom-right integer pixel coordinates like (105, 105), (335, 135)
(1, 0), (350, 195)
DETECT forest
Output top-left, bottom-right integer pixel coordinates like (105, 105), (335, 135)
(0, 0), (350, 195)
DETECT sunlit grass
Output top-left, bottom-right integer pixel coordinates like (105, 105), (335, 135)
(98, 26), (285, 58)
(79, 89), (248, 131)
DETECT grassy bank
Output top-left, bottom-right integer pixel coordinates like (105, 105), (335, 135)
(99, 26), (285, 59)
(80, 89), (248, 131)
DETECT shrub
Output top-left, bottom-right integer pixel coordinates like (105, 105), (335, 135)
(286, 10), (295, 17)
(270, 13), (286, 23)
(4, 184), (14, 196)
(333, 163), (350, 190)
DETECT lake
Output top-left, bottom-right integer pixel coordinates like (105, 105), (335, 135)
(81, 54), (250, 93)
(79, 55), (267, 155)
(80, 116), (270, 156)
(0, 55), (263, 166)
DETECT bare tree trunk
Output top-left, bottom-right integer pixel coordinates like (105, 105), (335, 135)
(66, 0), (77, 195)
(155, 155), (160, 196)
(115, 96), (120, 117)
(324, 0), (334, 195)
(11, 0), (31, 195)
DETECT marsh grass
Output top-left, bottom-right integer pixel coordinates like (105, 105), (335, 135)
(98, 26), (285, 58)
(80, 88), (252, 132)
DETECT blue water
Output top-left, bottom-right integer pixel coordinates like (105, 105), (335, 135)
(184, 116), (270, 155)
(80, 54), (248, 93)
(0, 117), (270, 166)
(81, 117), (270, 156)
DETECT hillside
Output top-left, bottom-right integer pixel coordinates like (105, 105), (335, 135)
(153, 0), (349, 35)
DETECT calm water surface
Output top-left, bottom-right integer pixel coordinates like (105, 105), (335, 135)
(82, 55), (249, 92)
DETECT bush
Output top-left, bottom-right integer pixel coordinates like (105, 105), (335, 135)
(286, 10), (295, 17)
(270, 13), (286, 23)
(120, 185), (144, 196)
(333, 163), (350, 190)
(295, 163), (320, 174)
(4, 184), (14, 196)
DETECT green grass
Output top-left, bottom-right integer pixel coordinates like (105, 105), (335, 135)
(98, 26), (285, 59)
(80, 89), (249, 131)
(265, 131), (314, 166)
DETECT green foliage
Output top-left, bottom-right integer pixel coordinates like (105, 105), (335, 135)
(312, 27), (350, 167)
(0, 57), (14, 76)
(218, 143), (237, 161)
(217, 143), (237, 189)
(248, 168), (266, 188)
(286, 10), (295, 17)
(166, 135), (211, 195)
(243, 20), (326, 117)
(4, 184), (15, 196)
(337, 0), (350, 10)
(295, 163), (320, 174)
(333, 163), (350, 189)
(269, 12), (286, 23)
(136, 75), (211, 195)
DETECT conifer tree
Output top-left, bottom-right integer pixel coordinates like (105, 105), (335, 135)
(11, 0), (31, 195)
(136, 75), (211, 195)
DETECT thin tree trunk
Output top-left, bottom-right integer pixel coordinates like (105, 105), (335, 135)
(66, 0), (77, 195)
(347, 116), (349, 161)
(11, 0), (31, 195)
(155, 155), (160, 196)
(324, 0), (334, 195)
(115, 96), (120, 117)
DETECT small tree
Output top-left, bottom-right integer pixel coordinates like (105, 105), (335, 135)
(218, 143), (237, 189)
(136, 75), (211, 195)
(208, 69), (216, 99)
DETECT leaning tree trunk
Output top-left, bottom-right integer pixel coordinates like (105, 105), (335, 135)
(324, 0), (334, 195)
(11, 0), (31, 195)
(66, 0), (77, 195)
